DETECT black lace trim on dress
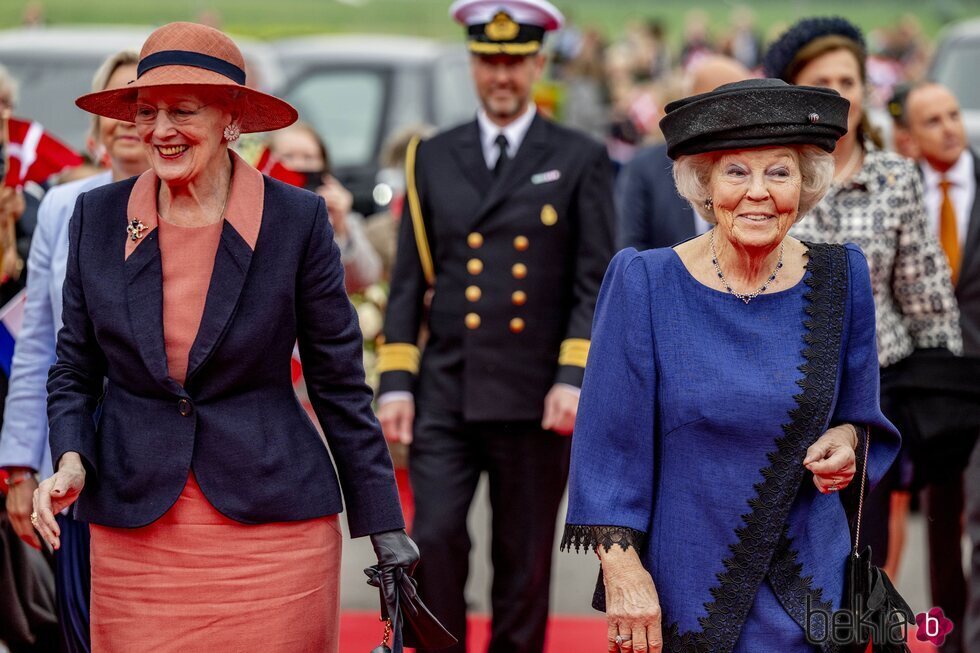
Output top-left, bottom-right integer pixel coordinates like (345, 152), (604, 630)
(768, 526), (840, 653)
(560, 524), (646, 554)
(661, 243), (849, 653)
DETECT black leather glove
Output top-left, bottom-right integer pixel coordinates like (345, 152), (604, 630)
(369, 529), (420, 574)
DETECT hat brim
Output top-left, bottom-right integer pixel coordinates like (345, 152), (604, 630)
(76, 65), (297, 134)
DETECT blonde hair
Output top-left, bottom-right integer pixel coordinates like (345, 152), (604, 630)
(89, 49), (140, 139)
(673, 145), (834, 223)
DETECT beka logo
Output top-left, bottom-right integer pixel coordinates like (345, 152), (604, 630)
(914, 607), (954, 646)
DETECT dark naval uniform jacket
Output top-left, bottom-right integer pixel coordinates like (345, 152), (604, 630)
(378, 114), (615, 421)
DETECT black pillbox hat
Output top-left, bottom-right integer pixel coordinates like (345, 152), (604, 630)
(659, 78), (850, 160)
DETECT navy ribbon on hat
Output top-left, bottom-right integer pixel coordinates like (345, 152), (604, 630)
(137, 49), (246, 85)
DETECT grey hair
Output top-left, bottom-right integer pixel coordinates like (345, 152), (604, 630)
(672, 145), (835, 224)
(89, 49), (140, 139)
(0, 63), (18, 107)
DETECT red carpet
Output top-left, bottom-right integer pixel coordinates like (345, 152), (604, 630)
(340, 611), (940, 652)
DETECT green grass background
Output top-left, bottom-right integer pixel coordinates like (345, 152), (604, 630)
(2, 0), (979, 42)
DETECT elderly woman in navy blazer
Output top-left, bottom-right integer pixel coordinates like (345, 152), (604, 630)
(30, 22), (413, 651)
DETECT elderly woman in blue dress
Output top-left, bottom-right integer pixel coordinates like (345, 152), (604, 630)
(563, 79), (901, 653)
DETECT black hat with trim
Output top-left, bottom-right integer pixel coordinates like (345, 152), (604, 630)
(450, 0), (564, 56)
(659, 78), (850, 160)
(762, 16), (866, 82)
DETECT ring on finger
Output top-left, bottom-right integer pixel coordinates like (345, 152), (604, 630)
(828, 483), (839, 492)
(615, 634), (632, 646)
(30, 512), (40, 527)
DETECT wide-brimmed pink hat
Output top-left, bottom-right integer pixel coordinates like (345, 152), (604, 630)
(75, 22), (297, 133)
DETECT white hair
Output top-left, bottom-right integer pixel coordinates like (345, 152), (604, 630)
(672, 145), (835, 224)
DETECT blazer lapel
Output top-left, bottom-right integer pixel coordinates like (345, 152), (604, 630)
(468, 115), (553, 231)
(184, 153), (264, 383)
(958, 151), (980, 280)
(450, 121), (493, 197)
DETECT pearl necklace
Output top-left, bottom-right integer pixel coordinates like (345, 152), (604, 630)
(709, 229), (784, 304)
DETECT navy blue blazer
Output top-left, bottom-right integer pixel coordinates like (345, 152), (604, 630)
(47, 159), (404, 536)
(614, 143), (698, 251)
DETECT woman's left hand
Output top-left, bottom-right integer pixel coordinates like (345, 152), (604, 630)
(803, 424), (858, 494)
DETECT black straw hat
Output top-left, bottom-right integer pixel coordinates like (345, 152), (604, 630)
(659, 78), (849, 160)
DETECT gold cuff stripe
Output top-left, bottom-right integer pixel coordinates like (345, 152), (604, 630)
(558, 338), (591, 368)
(468, 41), (541, 55)
(376, 343), (421, 374)
(405, 136), (435, 286)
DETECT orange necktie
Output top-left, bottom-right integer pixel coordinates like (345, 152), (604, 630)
(939, 178), (962, 284)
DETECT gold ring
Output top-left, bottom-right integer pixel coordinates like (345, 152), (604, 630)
(30, 512), (39, 527)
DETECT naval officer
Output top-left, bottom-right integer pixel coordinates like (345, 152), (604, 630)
(376, 1), (615, 650)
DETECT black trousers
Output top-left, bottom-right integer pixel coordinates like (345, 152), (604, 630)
(409, 409), (571, 653)
(921, 475), (966, 653)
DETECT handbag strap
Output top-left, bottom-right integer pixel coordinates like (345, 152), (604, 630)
(852, 425), (871, 556)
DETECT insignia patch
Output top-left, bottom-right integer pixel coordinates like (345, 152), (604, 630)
(531, 170), (561, 185)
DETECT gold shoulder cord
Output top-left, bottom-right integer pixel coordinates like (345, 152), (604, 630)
(405, 136), (435, 286)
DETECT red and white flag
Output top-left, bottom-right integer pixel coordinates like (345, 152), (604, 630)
(254, 146), (307, 188)
(3, 117), (83, 188)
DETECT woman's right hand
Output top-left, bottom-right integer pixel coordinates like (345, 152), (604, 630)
(32, 452), (86, 550)
(600, 546), (663, 652)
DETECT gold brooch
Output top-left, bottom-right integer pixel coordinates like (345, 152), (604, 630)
(127, 218), (148, 242)
(485, 11), (520, 42)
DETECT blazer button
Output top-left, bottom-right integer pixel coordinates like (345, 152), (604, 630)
(466, 285), (482, 302)
(513, 235), (529, 251)
(467, 232), (484, 249)
(511, 290), (527, 306)
(512, 263), (527, 279)
(467, 258), (484, 275)
(509, 317), (525, 333)
(465, 313), (481, 329)
(178, 398), (193, 417)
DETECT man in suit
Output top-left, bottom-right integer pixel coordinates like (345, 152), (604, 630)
(376, 1), (615, 651)
(891, 81), (980, 653)
(615, 55), (750, 250)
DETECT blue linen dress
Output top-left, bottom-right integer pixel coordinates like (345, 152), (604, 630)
(564, 243), (901, 653)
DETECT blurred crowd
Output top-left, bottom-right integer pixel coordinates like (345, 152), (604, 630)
(546, 8), (934, 164)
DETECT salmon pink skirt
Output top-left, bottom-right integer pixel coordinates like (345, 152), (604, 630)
(89, 474), (341, 652)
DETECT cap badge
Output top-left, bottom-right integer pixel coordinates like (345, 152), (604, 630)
(486, 11), (520, 42)
(808, 113), (820, 124)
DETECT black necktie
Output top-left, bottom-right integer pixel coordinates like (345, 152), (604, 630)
(493, 133), (510, 178)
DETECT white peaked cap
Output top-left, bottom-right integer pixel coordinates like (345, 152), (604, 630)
(449, 0), (565, 32)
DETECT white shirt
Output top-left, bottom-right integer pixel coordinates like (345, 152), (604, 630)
(477, 103), (537, 169)
(921, 151), (976, 248)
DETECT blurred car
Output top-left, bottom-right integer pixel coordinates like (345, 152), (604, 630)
(273, 35), (478, 216)
(930, 18), (980, 150)
(0, 25), (282, 153)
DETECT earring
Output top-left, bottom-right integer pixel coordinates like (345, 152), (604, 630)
(703, 196), (713, 211)
(223, 123), (241, 142)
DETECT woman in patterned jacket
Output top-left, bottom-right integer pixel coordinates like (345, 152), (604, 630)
(763, 17), (962, 574)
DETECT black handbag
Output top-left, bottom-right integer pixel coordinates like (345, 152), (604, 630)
(841, 428), (916, 652)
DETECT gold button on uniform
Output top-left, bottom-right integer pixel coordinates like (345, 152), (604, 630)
(467, 258), (484, 275)
(467, 232), (484, 249)
(512, 263), (527, 279)
(465, 313), (481, 329)
(540, 204), (558, 226)
(509, 318), (525, 333)
(511, 290), (527, 306)
(513, 235), (529, 251)
(466, 285), (482, 302)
